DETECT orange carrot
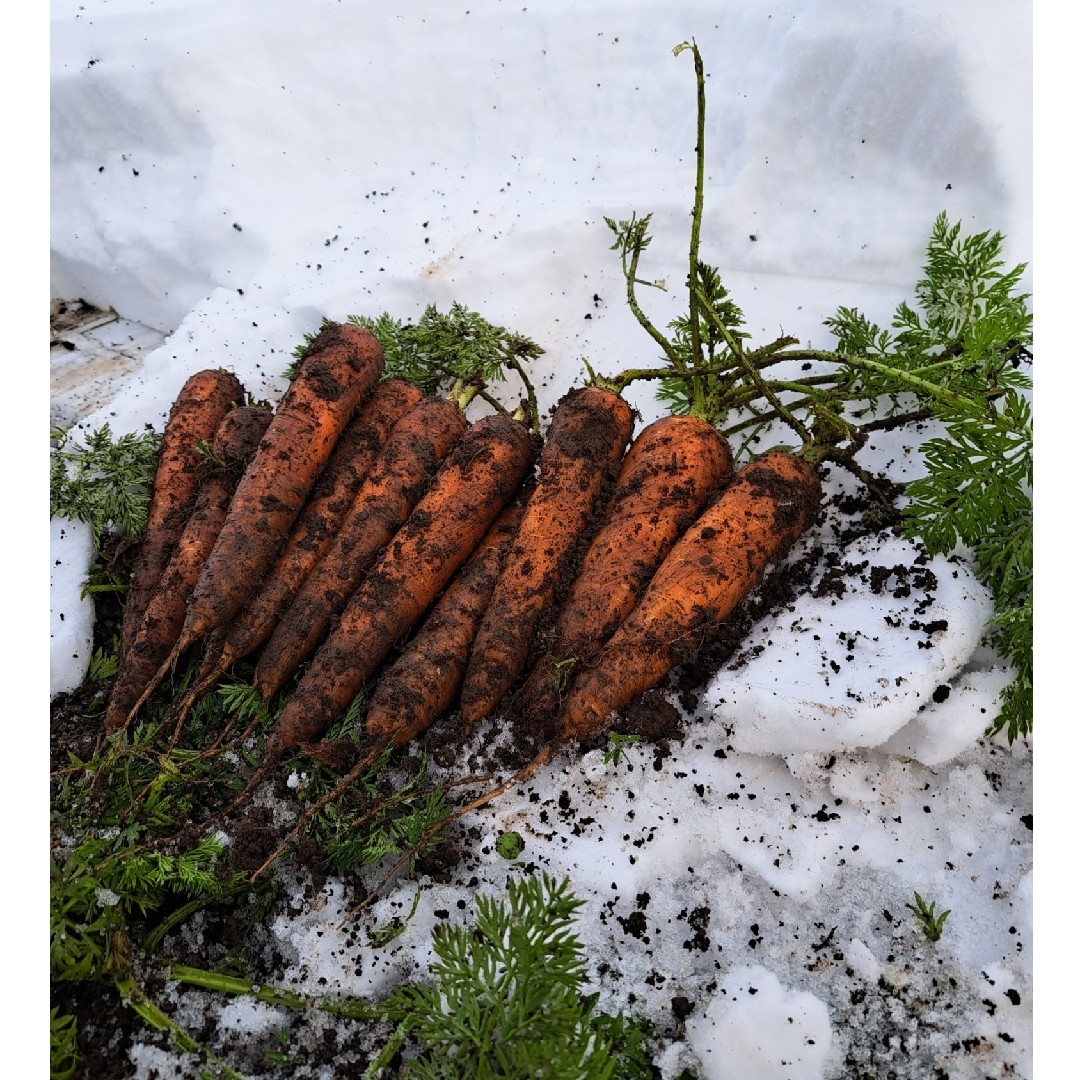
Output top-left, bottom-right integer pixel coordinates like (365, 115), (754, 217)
(364, 497), (526, 748)
(557, 450), (821, 741)
(459, 386), (634, 724)
(173, 321), (384, 656)
(238, 412), (535, 796)
(172, 377), (423, 714)
(253, 394), (468, 701)
(118, 369), (245, 660)
(516, 414), (733, 725)
(104, 405), (274, 734)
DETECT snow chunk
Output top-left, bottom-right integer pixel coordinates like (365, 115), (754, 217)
(844, 938), (881, 984)
(685, 964), (832, 1080)
(706, 533), (996, 759)
(72, 288), (312, 443)
(216, 996), (284, 1038)
(50, 516), (95, 698)
(879, 663), (1014, 765)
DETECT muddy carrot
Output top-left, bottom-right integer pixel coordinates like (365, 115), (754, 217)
(171, 321), (384, 658)
(104, 405), (274, 733)
(459, 386), (634, 725)
(234, 412), (535, 802)
(171, 377), (423, 718)
(363, 497), (527, 748)
(118, 369), (246, 660)
(252, 394), (468, 700)
(557, 450), (821, 740)
(516, 414), (733, 724)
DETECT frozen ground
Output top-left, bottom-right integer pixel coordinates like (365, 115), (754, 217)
(48, 2), (1035, 1077)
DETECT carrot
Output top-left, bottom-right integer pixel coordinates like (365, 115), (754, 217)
(236, 411), (535, 799)
(170, 377), (423, 717)
(173, 321), (384, 656)
(104, 405), (274, 734)
(363, 497), (527, 748)
(459, 386), (634, 725)
(118, 369), (246, 661)
(556, 449), (821, 740)
(252, 394), (469, 701)
(515, 414), (733, 725)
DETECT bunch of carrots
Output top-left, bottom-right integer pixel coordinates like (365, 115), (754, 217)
(105, 317), (822, 877)
(74, 39), (1028, 930)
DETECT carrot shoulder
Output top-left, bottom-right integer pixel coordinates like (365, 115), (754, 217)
(253, 394), (468, 701)
(517, 414), (733, 725)
(364, 497), (526, 748)
(459, 386), (634, 725)
(104, 405), (273, 733)
(257, 412), (535, 769)
(119, 368), (246, 660)
(557, 450), (821, 742)
(177, 321), (384, 650)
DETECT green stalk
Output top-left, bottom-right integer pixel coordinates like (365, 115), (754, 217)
(781, 349), (985, 413)
(586, 336), (812, 396)
(505, 355), (541, 434)
(170, 965), (383, 1021)
(142, 881), (250, 955)
(677, 39), (708, 416)
(695, 287), (811, 444)
(621, 220), (683, 369)
(108, 930), (248, 1079)
(445, 377), (483, 412)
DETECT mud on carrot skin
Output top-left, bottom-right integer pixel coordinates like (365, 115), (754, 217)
(173, 320), (385, 656)
(158, 378), (423, 738)
(118, 368), (246, 662)
(556, 449), (822, 743)
(364, 496), (527, 749)
(253, 393), (468, 702)
(231, 410), (535, 806)
(514, 413), (733, 727)
(459, 385), (634, 725)
(105, 404), (274, 734)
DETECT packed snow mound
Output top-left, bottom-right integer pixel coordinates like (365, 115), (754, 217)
(706, 533), (1005, 762)
(50, 517), (96, 698)
(685, 965), (833, 1080)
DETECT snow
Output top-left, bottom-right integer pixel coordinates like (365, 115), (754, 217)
(48, 1), (1035, 1076)
(685, 966), (833, 1080)
(707, 533), (1004, 760)
(50, 517), (95, 698)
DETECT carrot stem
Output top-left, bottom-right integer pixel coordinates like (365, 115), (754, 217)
(684, 38), (707, 410)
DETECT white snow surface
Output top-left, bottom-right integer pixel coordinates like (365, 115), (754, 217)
(707, 533), (1003, 760)
(50, 1), (1033, 1077)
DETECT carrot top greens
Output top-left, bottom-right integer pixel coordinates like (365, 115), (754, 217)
(592, 40), (1032, 741)
(289, 303), (544, 433)
(375, 873), (654, 1080)
(50, 423), (161, 552)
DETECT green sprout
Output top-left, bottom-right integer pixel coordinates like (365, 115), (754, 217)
(906, 891), (951, 942)
(603, 732), (642, 767)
